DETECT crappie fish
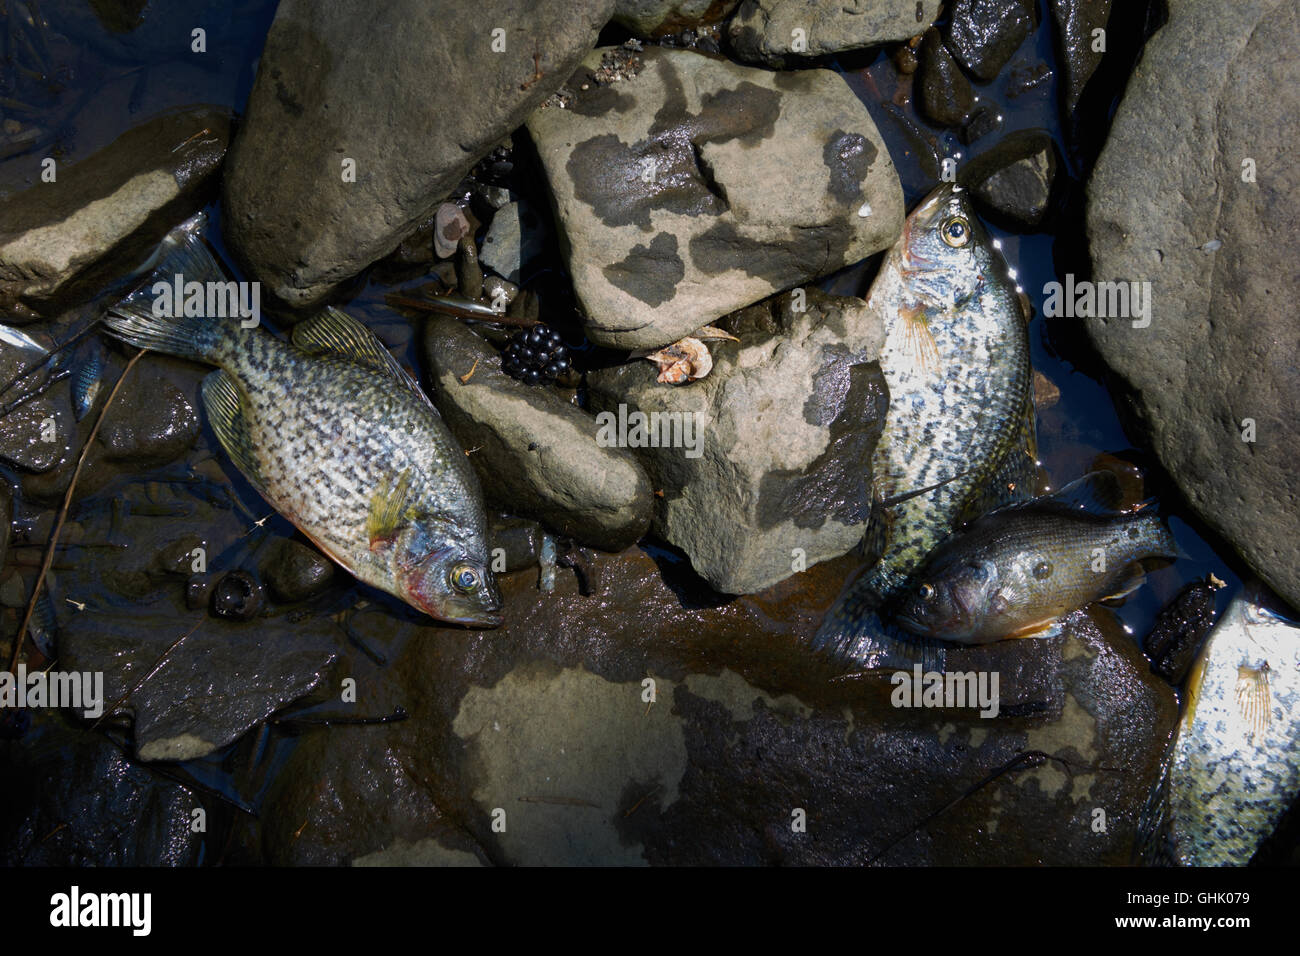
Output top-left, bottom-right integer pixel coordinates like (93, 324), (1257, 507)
(1138, 595), (1300, 866)
(892, 471), (1177, 643)
(813, 182), (1036, 668)
(102, 224), (502, 627)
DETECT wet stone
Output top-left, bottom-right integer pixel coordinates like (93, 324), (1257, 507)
(422, 316), (653, 552)
(945, 0), (1036, 82)
(527, 47), (903, 349)
(479, 201), (547, 285)
(97, 365), (200, 465)
(917, 28), (975, 128)
(261, 538), (335, 603)
(959, 129), (1057, 228)
(1049, 0), (1113, 115)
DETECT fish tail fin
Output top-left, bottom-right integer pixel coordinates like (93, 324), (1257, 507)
(1134, 739), (1177, 866)
(1136, 512), (1180, 562)
(811, 574), (947, 673)
(102, 218), (234, 365)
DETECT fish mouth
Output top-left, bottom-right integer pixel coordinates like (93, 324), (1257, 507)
(436, 608), (504, 629)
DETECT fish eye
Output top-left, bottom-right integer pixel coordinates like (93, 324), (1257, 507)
(919, 583), (936, 602)
(941, 216), (971, 248)
(1033, 560), (1052, 580)
(450, 563), (480, 593)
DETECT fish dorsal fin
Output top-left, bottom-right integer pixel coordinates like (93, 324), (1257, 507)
(293, 307), (432, 406)
(997, 469), (1126, 518)
(1036, 470), (1126, 514)
(201, 370), (271, 501)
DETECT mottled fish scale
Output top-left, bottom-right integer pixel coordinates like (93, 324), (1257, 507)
(102, 220), (501, 627)
(1145, 598), (1300, 866)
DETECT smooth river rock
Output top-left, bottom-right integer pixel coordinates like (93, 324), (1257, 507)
(1086, 0), (1300, 610)
(422, 316), (653, 552)
(527, 47), (904, 350)
(222, 0), (614, 309)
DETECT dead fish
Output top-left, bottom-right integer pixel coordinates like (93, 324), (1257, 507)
(1138, 594), (1300, 866)
(890, 471), (1177, 643)
(813, 182), (1036, 668)
(102, 222), (502, 627)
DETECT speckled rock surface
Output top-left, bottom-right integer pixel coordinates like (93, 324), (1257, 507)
(527, 47), (904, 349)
(729, 0), (940, 65)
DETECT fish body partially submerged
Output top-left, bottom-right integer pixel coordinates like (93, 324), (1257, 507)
(103, 225), (502, 627)
(813, 182), (1036, 667)
(1139, 596), (1300, 866)
(891, 471), (1177, 643)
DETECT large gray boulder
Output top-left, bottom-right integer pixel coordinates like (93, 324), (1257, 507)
(222, 0), (614, 310)
(527, 47), (903, 350)
(729, 0), (940, 65)
(1086, 0), (1300, 609)
(588, 289), (886, 593)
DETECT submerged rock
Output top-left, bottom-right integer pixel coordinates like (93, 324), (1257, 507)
(945, 0), (1036, 82)
(0, 711), (203, 866)
(1086, 0), (1300, 611)
(422, 316), (653, 552)
(588, 288), (887, 594)
(1049, 0), (1113, 115)
(959, 129), (1057, 228)
(728, 0), (941, 65)
(0, 108), (231, 319)
(221, 0), (614, 309)
(527, 47), (903, 349)
(97, 366), (200, 465)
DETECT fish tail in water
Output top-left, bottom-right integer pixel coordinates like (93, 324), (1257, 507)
(101, 225), (233, 365)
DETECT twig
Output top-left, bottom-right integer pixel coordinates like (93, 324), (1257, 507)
(91, 617), (203, 730)
(8, 349), (144, 672)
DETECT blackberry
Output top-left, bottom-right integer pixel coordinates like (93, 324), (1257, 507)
(501, 324), (570, 385)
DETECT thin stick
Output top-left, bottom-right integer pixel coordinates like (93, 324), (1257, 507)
(8, 349), (145, 672)
(91, 617), (202, 730)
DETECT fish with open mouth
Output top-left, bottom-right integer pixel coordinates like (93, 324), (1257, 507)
(890, 471), (1178, 643)
(813, 182), (1037, 669)
(102, 221), (502, 627)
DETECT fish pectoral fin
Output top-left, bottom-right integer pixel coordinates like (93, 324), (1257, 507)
(201, 371), (272, 501)
(1004, 619), (1063, 640)
(899, 302), (940, 373)
(1098, 565), (1147, 604)
(366, 468), (416, 551)
(294, 307), (434, 409)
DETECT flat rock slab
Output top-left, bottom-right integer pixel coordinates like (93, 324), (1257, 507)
(1086, 0), (1300, 610)
(729, 0), (941, 64)
(527, 47), (904, 349)
(589, 288), (886, 594)
(253, 546), (1176, 866)
(221, 0), (614, 309)
(0, 107), (230, 319)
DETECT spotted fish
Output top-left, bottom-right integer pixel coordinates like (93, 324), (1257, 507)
(102, 223), (502, 627)
(1138, 595), (1300, 866)
(891, 471), (1177, 643)
(813, 182), (1036, 670)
